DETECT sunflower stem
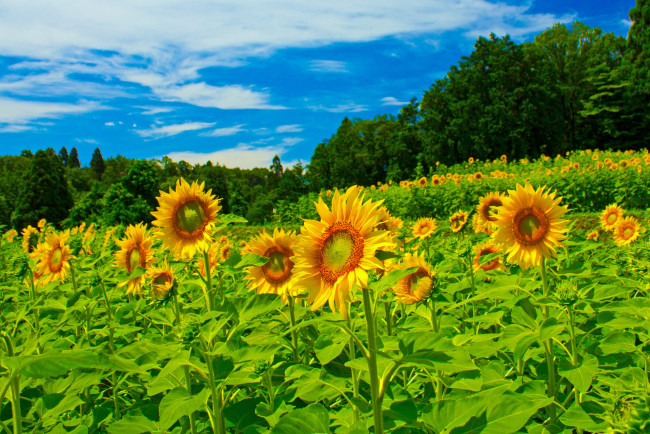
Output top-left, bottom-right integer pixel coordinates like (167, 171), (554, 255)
(1, 333), (22, 434)
(346, 313), (360, 423)
(288, 295), (300, 363)
(384, 301), (392, 336)
(361, 287), (383, 434)
(467, 257), (478, 335)
(201, 335), (225, 434)
(183, 364), (199, 434)
(429, 298), (439, 333)
(203, 250), (214, 311)
(540, 259), (557, 422)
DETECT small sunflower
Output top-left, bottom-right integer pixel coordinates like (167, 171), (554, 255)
(5, 229), (18, 243)
(376, 206), (402, 239)
(292, 186), (395, 318)
(476, 192), (506, 229)
(449, 211), (469, 233)
(613, 216), (641, 247)
(412, 217), (438, 240)
(491, 183), (569, 269)
(151, 178), (222, 259)
(115, 223), (155, 296)
(391, 252), (434, 304)
(22, 225), (40, 253)
(37, 218), (47, 230)
(417, 176), (428, 188)
(600, 204), (624, 232)
(473, 241), (505, 272)
(245, 228), (297, 303)
(586, 230), (599, 241)
(148, 261), (175, 299)
(197, 241), (220, 278)
(33, 231), (73, 285)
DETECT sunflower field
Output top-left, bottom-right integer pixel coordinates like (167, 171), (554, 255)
(2, 149), (650, 433)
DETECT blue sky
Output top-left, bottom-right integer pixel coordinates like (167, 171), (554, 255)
(0, 0), (635, 169)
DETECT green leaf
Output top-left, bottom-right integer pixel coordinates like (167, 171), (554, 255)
(375, 250), (401, 261)
(559, 402), (609, 431)
(235, 253), (270, 268)
(558, 354), (598, 394)
(314, 332), (347, 365)
(483, 393), (553, 433)
(272, 403), (331, 433)
(107, 415), (158, 434)
(538, 317), (564, 341)
(371, 267), (418, 292)
(158, 387), (207, 431)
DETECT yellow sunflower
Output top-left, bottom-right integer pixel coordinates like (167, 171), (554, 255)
(148, 261), (175, 299)
(391, 252), (434, 304)
(151, 178), (222, 259)
(613, 216), (641, 247)
(375, 206), (402, 239)
(449, 211), (469, 233)
(600, 204), (624, 232)
(491, 183), (569, 269)
(197, 241), (221, 278)
(22, 225), (40, 253)
(33, 231), (73, 285)
(292, 186), (395, 318)
(115, 223), (155, 296)
(476, 192), (506, 229)
(412, 217), (438, 240)
(417, 176), (428, 188)
(245, 228), (297, 303)
(587, 230), (599, 241)
(5, 229), (18, 243)
(37, 218), (47, 230)
(473, 241), (505, 272)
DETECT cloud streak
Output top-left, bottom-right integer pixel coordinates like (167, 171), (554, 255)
(136, 122), (216, 139)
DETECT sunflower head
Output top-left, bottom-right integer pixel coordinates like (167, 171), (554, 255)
(449, 211), (469, 233)
(587, 230), (599, 241)
(392, 252), (434, 304)
(477, 192), (506, 229)
(473, 241), (505, 273)
(22, 225), (40, 253)
(33, 231), (73, 285)
(37, 218), (47, 230)
(417, 176), (428, 188)
(148, 261), (175, 299)
(600, 204), (624, 232)
(245, 228), (297, 303)
(491, 183), (569, 269)
(613, 216), (641, 247)
(151, 178), (222, 259)
(292, 186), (395, 318)
(115, 223), (155, 296)
(412, 217), (437, 240)
(4, 229), (18, 243)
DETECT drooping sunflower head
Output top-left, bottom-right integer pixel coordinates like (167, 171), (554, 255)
(115, 223), (155, 296)
(476, 192), (506, 228)
(22, 225), (40, 253)
(292, 186), (395, 318)
(392, 252), (434, 305)
(473, 241), (505, 273)
(33, 231), (73, 285)
(245, 228), (297, 303)
(491, 183), (569, 270)
(600, 204), (624, 232)
(449, 211), (469, 233)
(412, 217), (438, 240)
(151, 178), (222, 259)
(613, 216), (641, 247)
(148, 261), (175, 299)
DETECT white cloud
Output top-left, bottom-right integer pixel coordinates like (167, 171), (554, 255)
(276, 124), (303, 133)
(0, 124), (34, 133)
(308, 103), (367, 113)
(104, 121), (115, 126)
(166, 143), (288, 169)
(381, 96), (408, 106)
(136, 121), (215, 139)
(159, 83), (285, 109)
(139, 106), (174, 115)
(310, 60), (348, 73)
(0, 97), (103, 124)
(203, 124), (246, 137)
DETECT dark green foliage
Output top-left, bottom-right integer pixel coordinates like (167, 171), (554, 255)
(90, 148), (106, 180)
(68, 147), (81, 169)
(59, 146), (69, 167)
(101, 183), (152, 226)
(11, 150), (73, 228)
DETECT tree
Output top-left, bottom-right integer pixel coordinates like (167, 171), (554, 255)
(68, 147), (81, 168)
(90, 147), (106, 180)
(268, 155), (283, 189)
(11, 150), (73, 228)
(59, 147), (69, 167)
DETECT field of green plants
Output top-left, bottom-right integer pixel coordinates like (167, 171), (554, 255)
(2, 149), (650, 433)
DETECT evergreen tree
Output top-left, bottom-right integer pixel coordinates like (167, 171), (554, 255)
(268, 155), (283, 189)
(68, 147), (81, 168)
(11, 150), (73, 228)
(90, 147), (106, 180)
(59, 146), (69, 167)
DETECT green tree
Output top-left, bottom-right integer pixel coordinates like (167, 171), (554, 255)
(68, 147), (81, 168)
(268, 155), (283, 190)
(58, 147), (69, 167)
(90, 147), (106, 180)
(12, 150), (73, 228)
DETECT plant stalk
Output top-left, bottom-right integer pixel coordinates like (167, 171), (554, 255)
(361, 287), (383, 434)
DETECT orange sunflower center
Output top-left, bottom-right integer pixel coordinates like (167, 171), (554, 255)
(173, 200), (209, 239)
(482, 198), (502, 222)
(49, 246), (63, 272)
(476, 248), (500, 271)
(126, 244), (146, 273)
(620, 224), (635, 240)
(512, 207), (550, 246)
(418, 224), (431, 235)
(262, 246), (294, 284)
(318, 222), (364, 284)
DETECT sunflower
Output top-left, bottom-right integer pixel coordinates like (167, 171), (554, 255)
(412, 217), (438, 240)
(586, 230), (599, 241)
(417, 176), (428, 188)
(474, 172), (484, 181)
(5, 229), (18, 243)
(449, 211), (469, 233)
(245, 228), (297, 303)
(33, 231), (73, 285)
(148, 261), (175, 299)
(613, 216), (641, 247)
(151, 178), (222, 259)
(391, 252), (434, 304)
(219, 243), (233, 262)
(476, 192), (506, 229)
(22, 225), (40, 253)
(473, 241), (505, 272)
(197, 241), (221, 277)
(292, 186), (395, 318)
(115, 223), (155, 295)
(376, 206), (402, 239)
(491, 183), (569, 269)
(37, 218), (47, 230)
(600, 204), (624, 232)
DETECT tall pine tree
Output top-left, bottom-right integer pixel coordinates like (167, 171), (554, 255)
(58, 146), (69, 167)
(68, 147), (81, 168)
(90, 147), (106, 180)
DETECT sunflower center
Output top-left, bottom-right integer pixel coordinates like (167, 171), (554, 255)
(49, 247), (63, 272)
(622, 226), (634, 239)
(408, 269), (431, 295)
(513, 207), (550, 246)
(262, 246), (293, 283)
(127, 246), (144, 273)
(318, 222), (364, 284)
(153, 273), (172, 286)
(483, 199), (502, 222)
(606, 212), (618, 225)
(419, 224), (430, 235)
(174, 201), (208, 238)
